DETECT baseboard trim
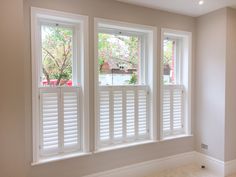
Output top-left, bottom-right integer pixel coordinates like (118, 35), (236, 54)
(83, 151), (196, 177)
(83, 151), (236, 177)
(194, 152), (225, 176)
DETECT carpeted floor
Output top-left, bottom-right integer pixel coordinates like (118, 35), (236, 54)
(146, 165), (236, 177)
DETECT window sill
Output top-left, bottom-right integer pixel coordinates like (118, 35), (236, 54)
(160, 134), (193, 142)
(31, 152), (92, 166)
(94, 140), (158, 154)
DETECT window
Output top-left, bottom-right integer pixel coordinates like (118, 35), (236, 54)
(31, 8), (89, 163)
(95, 19), (157, 149)
(161, 29), (192, 139)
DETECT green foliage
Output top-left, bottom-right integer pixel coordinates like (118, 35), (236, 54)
(129, 72), (138, 84)
(163, 39), (174, 66)
(42, 25), (73, 86)
(98, 32), (140, 85)
(98, 33), (140, 71)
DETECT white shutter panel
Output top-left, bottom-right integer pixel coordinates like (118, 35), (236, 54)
(126, 90), (135, 138)
(98, 86), (150, 148)
(40, 89), (60, 154)
(162, 85), (184, 138)
(162, 88), (171, 133)
(113, 90), (123, 139)
(62, 88), (81, 150)
(173, 88), (183, 131)
(99, 90), (110, 142)
(138, 89), (148, 136)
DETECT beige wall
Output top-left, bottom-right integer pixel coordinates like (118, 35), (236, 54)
(195, 7), (236, 162)
(225, 8), (236, 161)
(0, 0), (26, 177)
(0, 0), (196, 177)
(195, 8), (227, 161)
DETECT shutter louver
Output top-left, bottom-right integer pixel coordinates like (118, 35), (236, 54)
(162, 85), (184, 138)
(39, 87), (81, 156)
(63, 90), (80, 149)
(98, 86), (150, 148)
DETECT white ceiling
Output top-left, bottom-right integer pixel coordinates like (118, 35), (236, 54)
(117, 0), (236, 17)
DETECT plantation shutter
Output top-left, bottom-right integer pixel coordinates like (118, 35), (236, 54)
(162, 85), (185, 137)
(63, 89), (81, 149)
(98, 86), (150, 148)
(99, 90), (110, 141)
(40, 90), (60, 154)
(39, 87), (81, 156)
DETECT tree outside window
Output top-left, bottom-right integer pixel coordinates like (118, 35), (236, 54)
(98, 32), (141, 86)
(41, 25), (73, 87)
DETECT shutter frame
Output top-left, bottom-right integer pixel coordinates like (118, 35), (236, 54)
(39, 87), (82, 156)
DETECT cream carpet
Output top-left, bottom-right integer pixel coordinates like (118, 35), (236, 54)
(146, 165), (236, 177)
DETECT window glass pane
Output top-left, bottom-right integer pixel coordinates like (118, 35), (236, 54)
(163, 38), (176, 85)
(41, 24), (73, 87)
(98, 32), (142, 86)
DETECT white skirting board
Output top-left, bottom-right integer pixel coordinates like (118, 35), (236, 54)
(195, 152), (236, 176)
(83, 151), (236, 177)
(84, 152), (195, 177)
(194, 152), (225, 176)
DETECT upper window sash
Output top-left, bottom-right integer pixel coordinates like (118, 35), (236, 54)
(163, 35), (184, 85)
(38, 20), (81, 88)
(97, 28), (147, 86)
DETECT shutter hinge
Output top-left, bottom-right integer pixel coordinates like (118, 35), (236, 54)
(39, 145), (41, 150)
(38, 94), (40, 100)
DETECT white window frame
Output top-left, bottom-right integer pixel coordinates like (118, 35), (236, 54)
(160, 28), (192, 139)
(94, 18), (157, 150)
(31, 7), (89, 164)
